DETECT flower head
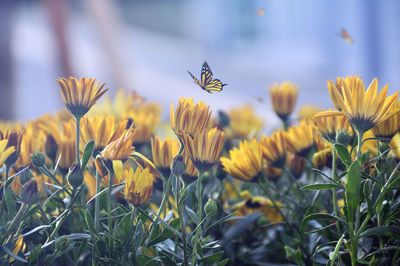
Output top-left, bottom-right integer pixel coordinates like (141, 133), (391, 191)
(0, 139), (15, 167)
(324, 77), (398, 133)
(80, 115), (130, 156)
(283, 120), (315, 157)
(313, 110), (353, 143)
(372, 101), (400, 141)
(170, 97), (212, 137)
(101, 131), (135, 162)
(0, 130), (23, 168)
(228, 106), (264, 139)
(328, 75), (362, 111)
(269, 82), (299, 120)
(123, 167), (154, 206)
(125, 103), (161, 145)
(58, 77), (108, 118)
(221, 139), (263, 182)
(178, 128), (224, 171)
(151, 136), (179, 178)
(260, 130), (287, 168)
(233, 193), (283, 223)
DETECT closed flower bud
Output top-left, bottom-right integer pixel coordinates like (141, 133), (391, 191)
(19, 168), (34, 185)
(67, 163), (84, 188)
(171, 155), (186, 177)
(45, 134), (58, 161)
(31, 151), (46, 168)
(20, 180), (39, 204)
(204, 199), (217, 217)
(335, 129), (351, 146)
(55, 235), (70, 251)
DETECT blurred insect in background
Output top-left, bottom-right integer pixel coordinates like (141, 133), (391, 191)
(256, 8), (265, 16)
(339, 28), (354, 44)
(188, 61), (227, 94)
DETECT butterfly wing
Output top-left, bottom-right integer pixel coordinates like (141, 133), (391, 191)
(188, 71), (203, 88)
(201, 61), (213, 86)
(204, 79), (227, 94)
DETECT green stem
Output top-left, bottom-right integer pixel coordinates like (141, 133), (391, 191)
(0, 166), (10, 219)
(107, 172), (114, 234)
(176, 176), (188, 266)
(76, 116), (81, 165)
(191, 171), (204, 266)
(331, 147), (342, 235)
(3, 203), (27, 241)
(94, 170), (101, 231)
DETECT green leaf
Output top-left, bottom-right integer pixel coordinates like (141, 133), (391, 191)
(76, 239), (88, 262)
(186, 206), (199, 224)
(302, 183), (343, 190)
(335, 144), (351, 166)
(345, 161), (361, 226)
(21, 225), (51, 238)
(222, 212), (262, 242)
(301, 213), (348, 233)
(360, 225), (400, 238)
(133, 219), (144, 251)
(204, 212), (236, 233)
(330, 234), (344, 266)
(216, 258), (230, 266)
(84, 210), (96, 236)
(81, 140), (94, 169)
(147, 218), (181, 246)
(1, 245), (28, 263)
(200, 251), (224, 264)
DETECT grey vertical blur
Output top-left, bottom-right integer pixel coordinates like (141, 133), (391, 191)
(0, 1), (15, 120)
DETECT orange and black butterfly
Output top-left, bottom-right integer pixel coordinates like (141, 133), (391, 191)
(188, 61), (227, 94)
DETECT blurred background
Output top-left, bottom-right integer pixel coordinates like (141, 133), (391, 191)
(1, 0), (400, 125)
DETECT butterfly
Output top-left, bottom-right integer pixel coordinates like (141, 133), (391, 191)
(188, 61), (227, 94)
(339, 29), (354, 44)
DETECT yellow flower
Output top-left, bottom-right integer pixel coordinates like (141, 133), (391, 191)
(233, 195), (283, 223)
(288, 153), (306, 179)
(56, 121), (76, 172)
(0, 139), (15, 167)
(151, 136), (179, 178)
(178, 128), (224, 171)
(313, 110), (353, 142)
(181, 153), (199, 183)
(390, 133), (400, 159)
(0, 130), (23, 168)
(123, 167), (154, 206)
(125, 103), (161, 145)
(228, 106), (264, 139)
(6, 235), (26, 262)
(57, 77), (108, 118)
(269, 82), (299, 120)
(327, 75), (362, 111)
(101, 131), (135, 162)
(170, 97), (212, 137)
(260, 130), (286, 167)
(15, 122), (46, 169)
(283, 121), (315, 157)
(264, 165), (283, 181)
(323, 77), (399, 133)
(80, 115), (130, 156)
(372, 101), (400, 141)
(221, 139), (263, 182)
(312, 147), (333, 169)
(297, 105), (323, 120)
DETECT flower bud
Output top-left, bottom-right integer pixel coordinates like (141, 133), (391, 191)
(204, 199), (217, 217)
(67, 163), (84, 188)
(335, 129), (351, 146)
(20, 180), (39, 204)
(55, 235), (70, 251)
(31, 151), (46, 168)
(171, 155), (186, 177)
(19, 168), (34, 185)
(45, 134), (58, 161)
